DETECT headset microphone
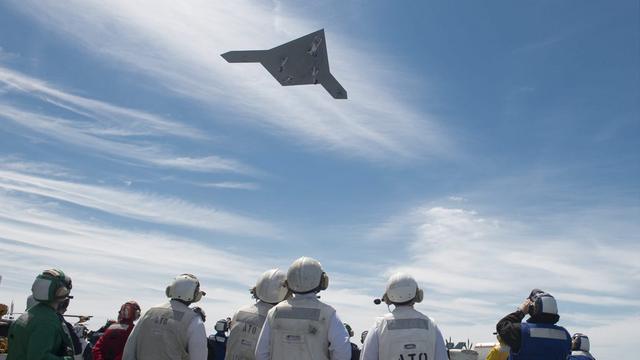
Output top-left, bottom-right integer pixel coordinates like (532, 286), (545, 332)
(373, 298), (382, 305)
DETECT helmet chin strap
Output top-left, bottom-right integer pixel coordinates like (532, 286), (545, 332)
(173, 298), (192, 306)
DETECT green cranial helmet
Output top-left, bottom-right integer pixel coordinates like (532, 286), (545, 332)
(31, 269), (72, 303)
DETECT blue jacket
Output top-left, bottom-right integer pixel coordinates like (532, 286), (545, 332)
(207, 331), (227, 360)
(509, 322), (570, 360)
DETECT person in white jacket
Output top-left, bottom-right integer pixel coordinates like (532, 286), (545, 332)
(122, 274), (208, 360)
(361, 273), (448, 360)
(225, 269), (289, 360)
(254, 257), (351, 360)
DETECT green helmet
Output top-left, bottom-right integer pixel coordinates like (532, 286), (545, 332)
(31, 269), (72, 303)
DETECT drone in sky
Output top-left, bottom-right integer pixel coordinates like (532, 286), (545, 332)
(222, 29), (347, 99)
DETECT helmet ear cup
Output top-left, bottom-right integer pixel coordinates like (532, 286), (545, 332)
(382, 293), (392, 305)
(165, 286), (172, 298)
(573, 334), (582, 351)
(319, 272), (329, 291)
(193, 282), (202, 302)
(32, 270), (71, 303)
(415, 288), (424, 303)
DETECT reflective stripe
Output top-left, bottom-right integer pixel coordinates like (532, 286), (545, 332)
(540, 296), (558, 314)
(108, 323), (130, 331)
(386, 318), (430, 331)
(530, 328), (568, 340)
(235, 310), (266, 326)
(274, 307), (321, 321)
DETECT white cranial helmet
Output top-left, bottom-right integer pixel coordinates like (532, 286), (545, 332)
(383, 272), (423, 304)
(254, 269), (288, 304)
(286, 257), (329, 293)
(166, 274), (206, 303)
(572, 333), (590, 352)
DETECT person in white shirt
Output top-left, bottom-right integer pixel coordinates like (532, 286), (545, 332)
(225, 269), (289, 360)
(122, 274), (208, 360)
(255, 257), (351, 360)
(361, 273), (448, 360)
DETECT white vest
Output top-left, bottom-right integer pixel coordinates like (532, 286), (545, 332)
(267, 294), (335, 360)
(133, 301), (197, 360)
(377, 306), (437, 360)
(225, 301), (273, 360)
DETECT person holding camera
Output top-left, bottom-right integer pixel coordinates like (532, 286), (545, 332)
(496, 289), (571, 360)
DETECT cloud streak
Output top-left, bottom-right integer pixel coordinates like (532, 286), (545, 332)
(202, 182), (260, 191)
(0, 65), (202, 139)
(7, 0), (451, 162)
(368, 203), (639, 356)
(0, 167), (278, 237)
(0, 103), (255, 174)
(0, 190), (282, 326)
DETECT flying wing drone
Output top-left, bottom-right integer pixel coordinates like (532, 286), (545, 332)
(221, 29), (347, 99)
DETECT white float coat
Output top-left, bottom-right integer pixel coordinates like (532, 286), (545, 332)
(122, 299), (207, 360)
(360, 305), (449, 360)
(254, 293), (351, 360)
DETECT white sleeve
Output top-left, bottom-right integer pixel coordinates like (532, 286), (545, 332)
(187, 316), (208, 360)
(434, 327), (448, 360)
(359, 323), (380, 360)
(328, 312), (351, 360)
(254, 318), (271, 360)
(121, 321), (140, 360)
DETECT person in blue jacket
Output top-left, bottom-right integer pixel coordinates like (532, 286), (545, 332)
(568, 333), (596, 360)
(496, 289), (571, 360)
(207, 319), (228, 360)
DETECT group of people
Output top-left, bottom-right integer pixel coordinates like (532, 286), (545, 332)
(3, 256), (597, 360)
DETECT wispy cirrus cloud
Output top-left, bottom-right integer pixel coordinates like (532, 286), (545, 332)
(0, 190), (283, 326)
(6, 0), (452, 162)
(202, 182), (260, 191)
(0, 167), (278, 237)
(0, 156), (78, 179)
(379, 206), (639, 297)
(366, 203), (639, 356)
(0, 65), (201, 139)
(0, 103), (255, 174)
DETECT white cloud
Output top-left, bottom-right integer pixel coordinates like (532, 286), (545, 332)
(0, 156), (78, 179)
(382, 206), (639, 296)
(368, 203), (639, 355)
(0, 190), (283, 327)
(0, 65), (201, 139)
(202, 182), (260, 191)
(0, 168), (278, 237)
(0, 104), (255, 174)
(6, 0), (452, 162)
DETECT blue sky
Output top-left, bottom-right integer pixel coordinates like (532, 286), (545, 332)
(0, 1), (638, 358)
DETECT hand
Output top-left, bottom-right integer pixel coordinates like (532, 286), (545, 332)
(518, 299), (533, 313)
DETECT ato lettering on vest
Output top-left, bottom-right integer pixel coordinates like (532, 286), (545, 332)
(398, 354), (428, 360)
